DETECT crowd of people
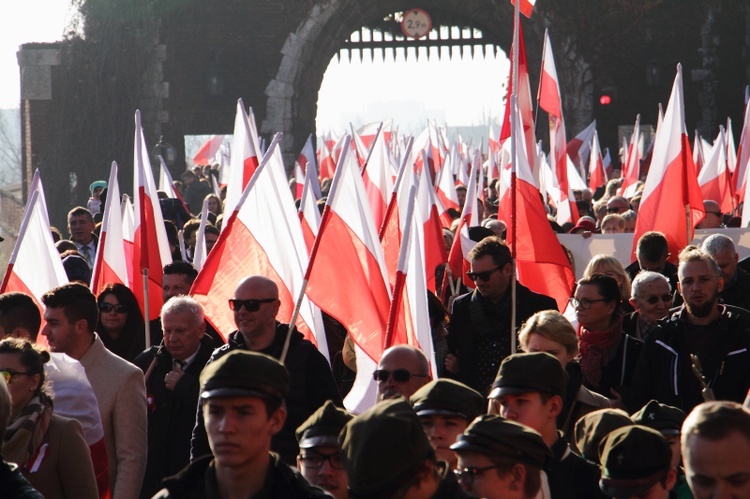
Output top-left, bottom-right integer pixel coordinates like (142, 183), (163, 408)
(1, 163), (750, 499)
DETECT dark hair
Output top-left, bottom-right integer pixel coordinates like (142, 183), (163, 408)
(427, 291), (448, 329)
(41, 283), (98, 334)
(0, 338), (50, 398)
(163, 260), (198, 282)
(468, 236), (512, 268)
(163, 220), (179, 247)
(0, 293), (41, 341)
(67, 206), (93, 222)
(636, 231), (669, 263)
(97, 283), (144, 335)
(577, 274), (622, 305)
(204, 224), (220, 237)
(682, 401), (750, 445)
(489, 455), (542, 498)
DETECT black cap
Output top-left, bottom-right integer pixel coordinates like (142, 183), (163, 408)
(574, 408), (633, 464)
(450, 414), (552, 469)
(599, 425), (672, 497)
(410, 379), (485, 421)
(489, 352), (568, 400)
(339, 398), (433, 497)
(632, 400), (686, 436)
(199, 351), (289, 401)
(296, 400), (353, 449)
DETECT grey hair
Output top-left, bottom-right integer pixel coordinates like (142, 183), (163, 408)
(161, 295), (204, 326)
(631, 271), (671, 299)
(701, 234), (736, 257)
(621, 210), (637, 222)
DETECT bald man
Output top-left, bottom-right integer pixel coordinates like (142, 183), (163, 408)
(696, 200), (724, 229)
(190, 275), (341, 465)
(375, 345), (432, 401)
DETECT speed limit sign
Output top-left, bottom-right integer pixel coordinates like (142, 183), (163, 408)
(401, 9), (432, 39)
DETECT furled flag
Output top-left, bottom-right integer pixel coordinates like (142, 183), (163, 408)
(192, 198), (210, 272)
(122, 194), (135, 287)
(132, 110), (173, 321)
(631, 64), (705, 263)
(298, 161), (321, 255)
(294, 134), (323, 200)
(726, 117), (737, 175)
(567, 120), (597, 171)
(447, 160), (480, 290)
(735, 98), (750, 203)
(91, 162), (129, 294)
(619, 115), (642, 198)
(224, 98), (260, 216)
(192, 135), (224, 166)
(697, 126), (735, 214)
(435, 144), (460, 226)
(588, 129), (607, 191)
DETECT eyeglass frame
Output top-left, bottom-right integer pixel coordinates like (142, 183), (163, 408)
(636, 294), (672, 305)
(372, 368), (429, 384)
(0, 370), (34, 384)
(99, 302), (127, 314)
(453, 465), (502, 485)
(298, 450), (345, 470)
(466, 266), (503, 282)
(569, 297), (610, 310)
(228, 298), (278, 312)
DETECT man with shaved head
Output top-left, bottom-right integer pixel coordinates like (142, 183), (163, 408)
(191, 275), (341, 465)
(375, 345), (432, 401)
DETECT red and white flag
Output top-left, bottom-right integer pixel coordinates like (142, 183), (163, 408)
(692, 131), (705, 174)
(416, 158), (449, 294)
(735, 99), (750, 203)
(632, 65), (705, 263)
(726, 118), (737, 175)
(435, 147), (460, 226)
(121, 195), (135, 287)
(357, 120), (392, 150)
(511, 0), (535, 18)
(294, 134), (323, 200)
(192, 135), (224, 166)
(224, 99), (260, 216)
(588, 129), (607, 191)
(697, 126), (735, 214)
(447, 160), (480, 290)
(132, 110), (173, 321)
(298, 162), (321, 255)
(91, 162), (129, 294)
(567, 120), (597, 171)
(361, 124), (392, 230)
(619, 115), (642, 198)
(192, 198), (210, 272)
(318, 140), (337, 182)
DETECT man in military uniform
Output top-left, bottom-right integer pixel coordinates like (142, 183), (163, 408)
(573, 408), (633, 465)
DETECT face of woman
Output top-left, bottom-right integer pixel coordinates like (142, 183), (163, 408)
(574, 284), (616, 331)
(100, 293), (128, 334)
(0, 353), (40, 417)
(208, 197), (220, 214)
(526, 332), (575, 368)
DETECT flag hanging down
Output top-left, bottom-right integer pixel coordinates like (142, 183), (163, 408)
(632, 64), (705, 264)
(447, 159), (480, 291)
(588, 129), (608, 191)
(697, 126), (735, 214)
(735, 99), (750, 203)
(297, 134), (323, 199)
(619, 114), (642, 198)
(91, 162), (129, 294)
(191, 134), (328, 358)
(416, 161), (449, 294)
(192, 198), (210, 272)
(511, 0), (535, 17)
(224, 98), (260, 217)
(298, 161), (322, 255)
(192, 135), (225, 165)
(132, 110), (173, 321)
(567, 120), (597, 170)
(361, 123), (392, 230)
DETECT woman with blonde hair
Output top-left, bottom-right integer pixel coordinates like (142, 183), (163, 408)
(582, 254), (633, 312)
(518, 310), (610, 443)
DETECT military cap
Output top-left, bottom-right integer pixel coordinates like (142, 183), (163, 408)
(450, 414), (552, 469)
(296, 400), (353, 449)
(632, 400), (686, 436)
(409, 379), (485, 421)
(339, 397), (433, 497)
(199, 350), (289, 401)
(599, 425), (672, 497)
(488, 352), (568, 400)
(574, 408), (633, 464)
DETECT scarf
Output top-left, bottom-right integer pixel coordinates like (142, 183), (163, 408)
(578, 316), (623, 388)
(3, 394), (53, 468)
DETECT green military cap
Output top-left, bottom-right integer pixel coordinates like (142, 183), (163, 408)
(409, 379), (485, 421)
(200, 351), (289, 401)
(574, 408), (633, 465)
(488, 352), (568, 400)
(599, 425), (672, 497)
(450, 414), (552, 469)
(632, 399), (686, 436)
(296, 400), (353, 449)
(339, 397), (433, 497)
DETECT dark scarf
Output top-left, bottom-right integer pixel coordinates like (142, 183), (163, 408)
(578, 316), (623, 388)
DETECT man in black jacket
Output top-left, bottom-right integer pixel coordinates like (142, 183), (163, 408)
(446, 236), (557, 395)
(190, 275), (341, 465)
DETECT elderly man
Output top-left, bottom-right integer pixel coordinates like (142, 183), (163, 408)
(696, 200), (724, 229)
(629, 246), (750, 413)
(623, 271), (672, 340)
(134, 296), (215, 498)
(375, 345), (431, 401)
(701, 233), (750, 311)
(191, 275), (341, 464)
(606, 195), (630, 215)
(67, 206), (97, 268)
(40, 283), (147, 499)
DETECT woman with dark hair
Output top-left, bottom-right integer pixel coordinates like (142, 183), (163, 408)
(97, 283), (146, 362)
(572, 274), (642, 401)
(0, 338), (98, 499)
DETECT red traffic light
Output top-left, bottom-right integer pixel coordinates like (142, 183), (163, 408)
(599, 94), (612, 106)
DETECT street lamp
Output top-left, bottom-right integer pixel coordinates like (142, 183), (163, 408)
(152, 135), (176, 171)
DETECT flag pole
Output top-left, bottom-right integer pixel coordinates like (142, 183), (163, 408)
(510, 0), (520, 355)
(143, 268), (151, 349)
(355, 122), (384, 174)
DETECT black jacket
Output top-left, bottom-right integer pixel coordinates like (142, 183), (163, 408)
(547, 434), (608, 499)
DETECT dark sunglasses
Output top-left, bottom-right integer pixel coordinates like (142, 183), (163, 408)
(606, 207), (626, 213)
(228, 298), (277, 312)
(298, 451), (345, 470)
(466, 267), (502, 282)
(454, 465), (501, 485)
(641, 294), (672, 305)
(99, 303), (127, 313)
(372, 369), (429, 383)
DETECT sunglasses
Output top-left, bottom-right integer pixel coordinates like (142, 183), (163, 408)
(467, 267), (502, 282)
(228, 298), (277, 312)
(372, 369), (429, 383)
(298, 451), (345, 470)
(641, 294), (672, 305)
(0, 370), (33, 384)
(606, 207), (627, 213)
(454, 465), (501, 485)
(99, 303), (127, 313)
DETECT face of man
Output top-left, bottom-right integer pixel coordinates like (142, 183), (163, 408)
(624, 218), (637, 233)
(607, 198), (629, 215)
(162, 273), (193, 302)
(664, 434), (681, 469)
(711, 248), (738, 285)
(41, 307), (80, 355)
(677, 260), (723, 319)
(638, 255), (668, 273)
(470, 255), (512, 303)
(163, 310), (204, 361)
(683, 431), (750, 499)
(68, 214), (95, 245)
(697, 204), (723, 229)
(419, 415), (469, 469)
(631, 279), (672, 326)
(456, 188), (467, 208)
(601, 220), (624, 234)
(456, 452), (519, 499)
(206, 233), (219, 253)
(297, 445), (348, 499)
(493, 392), (556, 436)
(204, 396), (284, 470)
(232, 279), (280, 341)
(376, 348), (430, 401)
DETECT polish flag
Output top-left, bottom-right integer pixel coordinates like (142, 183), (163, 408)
(121, 195), (135, 287)
(726, 118), (737, 175)
(192, 135), (328, 356)
(357, 120), (392, 150)
(435, 149), (460, 226)
(447, 160), (480, 290)
(192, 198), (210, 272)
(304, 137), (391, 412)
(632, 65), (705, 263)
(192, 135), (224, 166)
(361, 123), (392, 229)
(511, 0), (536, 18)
(603, 147), (613, 179)
(292, 161), (305, 201)
(224, 99), (260, 216)
(132, 110), (173, 321)
(157, 155), (191, 215)
(735, 99), (750, 203)
(588, 130), (608, 191)
(692, 131), (705, 174)
(91, 162), (129, 294)
(298, 162), (321, 255)
(297, 134), (323, 199)
(697, 127), (735, 214)
(620, 115), (642, 198)
(350, 124), (370, 167)
(416, 158), (449, 293)
(318, 141), (337, 182)
(538, 30), (578, 224)
(502, 96), (574, 311)
(567, 120), (597, 171)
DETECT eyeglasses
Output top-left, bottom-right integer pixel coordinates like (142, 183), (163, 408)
(467, 267), (502, 282)
(228, 298), (277, 312)
(569, 297), (609, 310)
(99, 303), (127, 313)
(372, 369), (429, 383)
(639, 294), (672, 305)
(0, 370), (34, 384)
(298, 451), (345, 470)
(606, 206), (627, 213)
(454, 465), (501, 485)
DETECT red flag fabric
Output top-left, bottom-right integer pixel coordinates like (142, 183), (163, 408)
(192, 135), (224, 165)
(297, 134), (323, 199)
(91, 162), (129, 294)
(361, 125), (392, 230)
(298, 163), (321, 255)
(735, 99), (750, 203)
(697, 127), (735, 214)
(588, 130), (607, 191)
(567, 120), (597, 170)
(447, 160), (480, 290)
(631, 65), (705, 264)
(224, 99), (260, 216)
(511, 0), (535, 18)
(619, 115), (642, 197)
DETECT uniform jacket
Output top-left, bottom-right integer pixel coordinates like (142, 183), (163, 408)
(546, 434), (608, 499)
(0, 461), (44, 499)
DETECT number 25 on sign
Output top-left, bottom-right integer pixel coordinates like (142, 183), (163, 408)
(401, 9), (432, 39)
